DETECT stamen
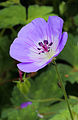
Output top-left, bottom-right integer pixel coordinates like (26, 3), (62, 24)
(42, 51), (44, 53)
(38, 42), (43, 46)
(48, 42), (53, 46)
(38, 40), (53, 54)
(48, 49), (50, 52)
(44, 40), (48, 44)
(37, 48), (41, 50)
(48, 46), (50, 49)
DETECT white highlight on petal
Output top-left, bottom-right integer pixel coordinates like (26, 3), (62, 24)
(27, 44), (55, 67)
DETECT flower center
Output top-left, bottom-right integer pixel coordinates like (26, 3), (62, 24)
(37, 40), (53, 54)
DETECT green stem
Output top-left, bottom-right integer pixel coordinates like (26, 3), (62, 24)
(26, 97), (64, 103)
(54, 62), (74, 120)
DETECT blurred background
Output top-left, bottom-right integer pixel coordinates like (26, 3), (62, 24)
(0, 0), (78, 120)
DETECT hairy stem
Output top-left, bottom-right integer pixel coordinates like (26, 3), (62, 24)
(54, 61), (74, 120)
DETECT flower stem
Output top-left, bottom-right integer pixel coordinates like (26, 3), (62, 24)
(54, 61), (74, 120)
(26, 97), (64, 103)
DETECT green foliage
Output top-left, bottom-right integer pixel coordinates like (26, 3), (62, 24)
(0, 5), (53, 28)
(57, 34), (78, 66)
(27, 5), (54, 23)
(0, 0), (20, 7)
(17, 77), (31, 96)
(1, 104), (38, 120)
(0, 0), (78, 120)
(1, 86), (38, 120)
(0, 5), (26, 28)
(57, 34), (78, 84)
(57, 64), (78, 84)
(59, 1), (66, 15)
(74, 15), (78, 26)
(0, 36), (13, 74)
(11, 86), (25, 106)
(29, 65), (63, 102)
(49, 104), (78, 120)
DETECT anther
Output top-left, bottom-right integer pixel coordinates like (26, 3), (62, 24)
(49, 42), (53, 46)
(38, 42), (43, 46)
(37, 48), (41, 50)
(42, 51), (44, 53)
(44, 40), (48, 44)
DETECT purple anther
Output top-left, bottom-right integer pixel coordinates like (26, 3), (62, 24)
(37, 48), (41, 50)
(42, 51), (44, 53)
(38, 42), (43, 46)
(49, 42), (53, 46)
(44, 40), (48, 44)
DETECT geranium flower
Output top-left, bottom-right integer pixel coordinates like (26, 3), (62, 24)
(10, 16), (68, 73)
(20, 101), (32, 108)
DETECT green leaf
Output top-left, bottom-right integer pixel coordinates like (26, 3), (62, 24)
(0, 0), (20, 7)
(28, 65), (63, 105)
(0, 5), (26, 28)
(11, 86), (25, 106)
(0, 5), (53, 28)
(57, 64), (78, 84)
(27, 5), (54, 23)
(1, 103), (38, 120)
(49, 103), (78, 120)
(74, 15), (78, 26)
(59, 1), (66, 15)
(57, 33), (78, 84)
(57, 34), (78, 67)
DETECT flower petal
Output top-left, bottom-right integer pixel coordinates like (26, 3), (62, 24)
(48, 16), (64, 50)
(17, 52), (57, 73)
(48, 16), (64, 35)
(20, 102), (32, 108)
(10, 37), (51, 63)
(17, 60), (48, 73)
(17, 63), (43, 73)
(10, 37), (38, 62)
(18, 18), (48, 43)
(55, 32), (68, 54)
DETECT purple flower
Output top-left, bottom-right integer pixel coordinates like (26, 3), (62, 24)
(20, 102), (32, 108)
(10, 16), (68, 73)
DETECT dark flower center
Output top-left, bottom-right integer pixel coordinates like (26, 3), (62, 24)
(38, 40), (53, 54)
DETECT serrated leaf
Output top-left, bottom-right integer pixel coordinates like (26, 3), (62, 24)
(57, 64), (78, 84)
(56, 33), (78, 84)
(28, 65), (63, 106)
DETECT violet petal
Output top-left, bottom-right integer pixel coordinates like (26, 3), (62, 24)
(20, 102), (32, 109)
